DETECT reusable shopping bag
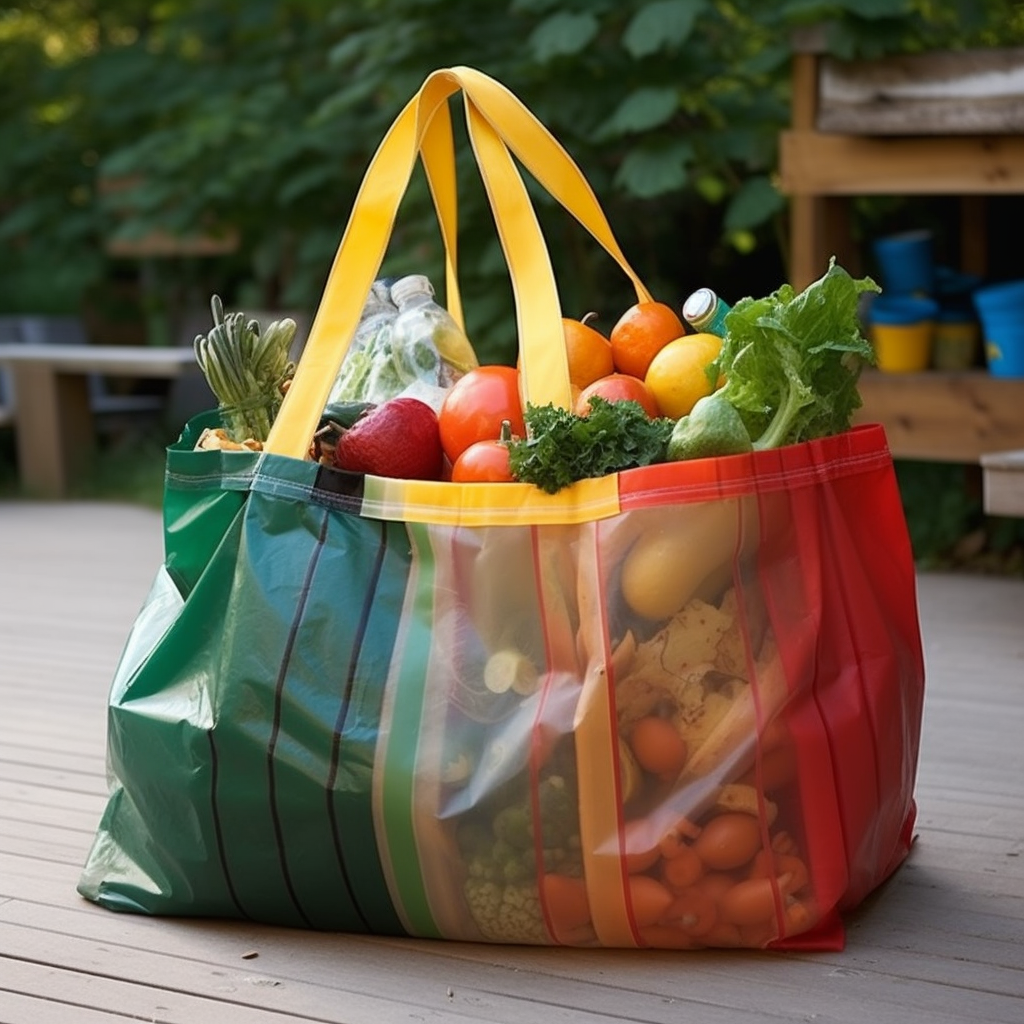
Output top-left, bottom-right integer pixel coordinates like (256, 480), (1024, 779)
(79, 67), (926, 951)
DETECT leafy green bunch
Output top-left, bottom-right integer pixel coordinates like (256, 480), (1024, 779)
(710, 259), (878, 450)
(508, 397), (675, 493)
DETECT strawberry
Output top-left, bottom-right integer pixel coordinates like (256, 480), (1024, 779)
(333, 397), (443, 480)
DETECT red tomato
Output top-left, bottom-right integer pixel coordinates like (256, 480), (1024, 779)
(574, 373), (659, 418)
(450, 438), (515, 482)
(438, 366), (525, 464)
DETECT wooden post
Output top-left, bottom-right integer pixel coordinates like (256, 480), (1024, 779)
(787, 29), (851, 290)
(11, 364), (95, 497)
(960, 195), (988, 278)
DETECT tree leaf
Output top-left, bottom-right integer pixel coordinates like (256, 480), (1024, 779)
(723, 176), (784, 231)
(597, 87), (678, 138)
(622, 0), (707, 59)
(614, 140), (693, 199)
(780, 0), (913, 18)
(528, 12), (600, 62)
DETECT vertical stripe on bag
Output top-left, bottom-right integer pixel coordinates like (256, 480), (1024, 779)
(264, 510), (332, 930)
(323, 519), (389, 933)
(373, 520), (442, 938)
(205, 730), (251, 920)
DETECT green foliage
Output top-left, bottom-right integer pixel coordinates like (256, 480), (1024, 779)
(2, 0), (1023, 366)
(894, 462), (1024, 576)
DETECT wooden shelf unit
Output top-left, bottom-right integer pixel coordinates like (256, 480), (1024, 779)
(779, 36), (1024, 508)
(778, 35), (1024, 290)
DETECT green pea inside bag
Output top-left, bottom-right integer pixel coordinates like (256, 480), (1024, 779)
(328, 275), (478, 410)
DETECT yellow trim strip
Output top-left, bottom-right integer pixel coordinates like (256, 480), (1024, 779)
(361, 476), (621, 527)
(573, 522), (637, 947)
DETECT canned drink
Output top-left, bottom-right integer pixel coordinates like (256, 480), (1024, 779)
(683, 287), (731, 336)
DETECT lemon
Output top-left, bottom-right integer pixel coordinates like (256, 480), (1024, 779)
(643, 333), (723, 419)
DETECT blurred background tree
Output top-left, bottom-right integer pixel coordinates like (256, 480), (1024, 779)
(1, 0), (1022, 571)
(3, 0), (1023, 362)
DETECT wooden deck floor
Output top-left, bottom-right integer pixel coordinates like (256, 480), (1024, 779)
(1, 500), (1022, 1024)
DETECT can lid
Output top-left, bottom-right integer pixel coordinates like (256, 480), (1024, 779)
(682, 288), (716, 325)
(390, 274), (434, 307)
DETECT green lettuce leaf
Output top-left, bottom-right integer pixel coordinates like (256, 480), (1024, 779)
(711, 258), (879, 450)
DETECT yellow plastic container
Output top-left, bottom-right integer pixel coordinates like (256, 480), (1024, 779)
(872, 321), (934, 372)
(932, 318), (979, 370)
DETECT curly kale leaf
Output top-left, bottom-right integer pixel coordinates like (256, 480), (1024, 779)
(508, 397), (674, 493)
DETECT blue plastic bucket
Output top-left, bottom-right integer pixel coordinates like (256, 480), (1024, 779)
(869, 294), (939, 326)
(973, 280), (1024, 378)
(873, 230), (934, 296)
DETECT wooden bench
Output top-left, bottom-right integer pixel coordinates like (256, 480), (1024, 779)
(0, 343), (203, 497)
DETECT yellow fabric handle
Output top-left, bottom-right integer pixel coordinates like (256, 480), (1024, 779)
(452, 66), (652, 307)
(266, 71), (463, 458)
(266, 67), (652, 459)
(463, 96), (569, 411)
(419, 97), (463, 331)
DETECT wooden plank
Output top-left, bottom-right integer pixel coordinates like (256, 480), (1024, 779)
(817, 48), (1024, 135)
(778, 130), (1024, 196)
(0, 990), (138, 1024)
(2, 503), (1024, 1021)
(0, 344), (198, 378)
(1, 897), (1021, 1024)
(853, 371), (1024, 462)
(0, 819), (95, 865)
(0, 958), (344, 1024)
(981, 449), (1024, 515)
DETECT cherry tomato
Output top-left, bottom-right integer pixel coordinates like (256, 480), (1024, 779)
(438, 366), (525, 464)
(450, 438), (515, 482)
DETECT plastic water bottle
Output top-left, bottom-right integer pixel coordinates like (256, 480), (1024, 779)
(327, 283), (399, 405)
(389, 275), (478, 389)
(683, 287), (732, 336)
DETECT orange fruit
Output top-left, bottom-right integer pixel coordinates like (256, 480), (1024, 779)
(643, 333), (723, 419)
(562, 314), (614, 390)
(575, 373), (659, 419)
(610, 301), (686, 379)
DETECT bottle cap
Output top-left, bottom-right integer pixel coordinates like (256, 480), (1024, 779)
(390, 274), (434, 307)
(682, 288), (716, 327)
(359, 290), (393, 319)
